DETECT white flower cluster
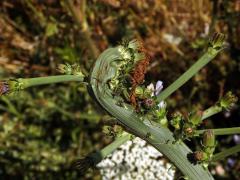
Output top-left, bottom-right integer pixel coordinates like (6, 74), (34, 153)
(97, 137), (175, 180)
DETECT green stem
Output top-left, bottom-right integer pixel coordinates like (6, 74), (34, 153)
(100, 134), (132, 159)
(89, 133), (132, 164)
(157, 51), (221, 102)
(18, 75), (84, 89)
(86, 106), (223, 168)
(212, 144), (240, 161)
(202, 104), (222, 119)
(90, 35), (225, 179)
(196, 127), (240, 136)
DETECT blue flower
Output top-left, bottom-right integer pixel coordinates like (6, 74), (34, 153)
(147, 80), (163, 96)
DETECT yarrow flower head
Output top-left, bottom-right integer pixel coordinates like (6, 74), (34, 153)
(97, 137), (175, 180)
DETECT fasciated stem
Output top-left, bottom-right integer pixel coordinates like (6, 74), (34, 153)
(90, 34), (226, 179)
(196, 127), (240, 136)
(212, 144), (240, 161)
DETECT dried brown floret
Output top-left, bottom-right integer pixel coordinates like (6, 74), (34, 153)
(129, 46), (150, 107)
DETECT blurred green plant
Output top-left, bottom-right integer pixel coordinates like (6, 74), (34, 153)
(0, 0), (240, 179)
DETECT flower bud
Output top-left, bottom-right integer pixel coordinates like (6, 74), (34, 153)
(57, 63), (72, 75)
(219, 91), (238, 110)
(127, 39), (142, 51)
(57, 63), (84, 76)
(170, 112), (183, 130)
(203, 130), (215, 148)
(183, 124), (195, 137)
(143, 98), (156, 109)
(159, 117), (168, 128)
(193, 151), (208, 162)
(135, 86), (144, 99)
(209, 32), (226, 50)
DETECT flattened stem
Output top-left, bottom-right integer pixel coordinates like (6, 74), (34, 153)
(90, 46), (216, 180)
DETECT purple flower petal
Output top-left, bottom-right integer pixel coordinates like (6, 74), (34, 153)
(227, 158), (236, 167)
(155, 81), (163, 96)
(0, 82), (9, 95)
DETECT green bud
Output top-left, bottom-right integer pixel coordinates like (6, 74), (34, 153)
(127, 39), (142, 50)
(135, 86), (144, 99)
(57, 63), (72, 75)
(170, 112), (183, 130)
(144, 88), (152, 97)
(209, 32), (226, 50)
(102, 125), (123, 137)
(102, 125), (111, 135)
(219, 91), (238, 110)
(203, 130), (215, 147)
(159, 117), (168, 128)
(155, 107), (167, 119)
(57, 63), (84, 76)
(189, 110), (203, 126)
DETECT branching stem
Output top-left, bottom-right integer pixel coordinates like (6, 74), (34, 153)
(196, 127), (240, 136)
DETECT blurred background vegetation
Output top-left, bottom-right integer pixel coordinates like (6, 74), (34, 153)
(0, 0), (239, 179)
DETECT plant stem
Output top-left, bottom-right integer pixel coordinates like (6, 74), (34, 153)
(196, 127), (240, 136)
(202, 104), (222, 119)
(212, 144), (240, 161)
(90, 34), (225, 179)
(157, 51), (222, 102)
(89, 133), (132, 164)
(18, 75), (84, 89)
(100, 134), (132, 159)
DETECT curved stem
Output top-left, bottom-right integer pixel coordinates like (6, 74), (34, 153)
(90, 35), (225, 179)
